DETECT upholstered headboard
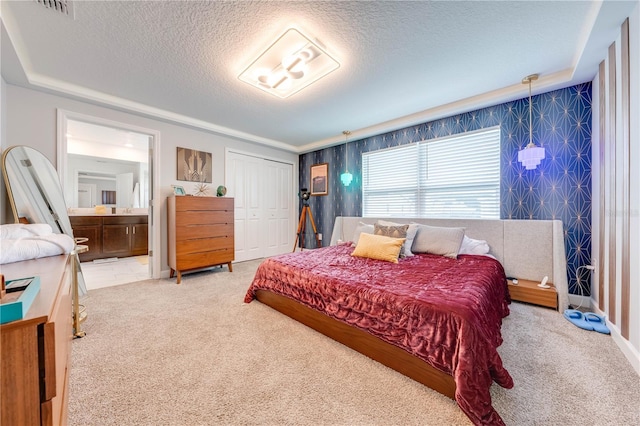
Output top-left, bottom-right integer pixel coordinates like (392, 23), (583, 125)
(330, 216), (568, 311)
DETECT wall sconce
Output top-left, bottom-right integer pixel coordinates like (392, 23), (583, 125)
(238, 28), (340, 99)
(518, 74), (546, 170)
(340, 130), (353, 186)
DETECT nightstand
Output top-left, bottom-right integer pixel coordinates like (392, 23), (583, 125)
(507, 278), (558, 310)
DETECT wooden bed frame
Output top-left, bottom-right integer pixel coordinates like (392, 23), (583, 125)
(255, 289), (456, 398)
(254, 216), (567, 401)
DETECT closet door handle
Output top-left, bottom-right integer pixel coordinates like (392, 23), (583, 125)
(126, 227), (129, 235)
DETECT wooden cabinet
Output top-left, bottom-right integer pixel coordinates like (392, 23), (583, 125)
(1, 254), (73, 426)
(70, 216), (103, 261)
(70, 215), (148, 261)
(168, 196), (234, 283)
(508, 278), (558, 309)
(103, 216), (148, 257)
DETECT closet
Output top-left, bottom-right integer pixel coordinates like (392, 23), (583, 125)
(225, 151), (294, 262)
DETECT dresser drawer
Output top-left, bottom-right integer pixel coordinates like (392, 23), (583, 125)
(175, 224), (234, 240)
(176, 237), (233, 255)
(175, 211), (233, 226)
(175, 249), (234, 270)
(175, 196), (233, 212)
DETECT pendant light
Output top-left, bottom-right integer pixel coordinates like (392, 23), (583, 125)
(340, 130), (353, 186)
(518, 74), (546, 170)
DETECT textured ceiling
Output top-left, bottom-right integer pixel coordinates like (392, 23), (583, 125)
(1, 1), (636, 152)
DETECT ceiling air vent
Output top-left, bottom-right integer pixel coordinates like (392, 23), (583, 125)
(35, 0), (75, 19)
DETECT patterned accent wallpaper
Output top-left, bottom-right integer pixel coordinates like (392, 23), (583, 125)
(299, 83), (592, 295)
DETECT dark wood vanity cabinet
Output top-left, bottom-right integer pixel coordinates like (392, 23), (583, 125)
(131, 222), (149, 254)
(103, 216), (148, 257)
(70, 216), (103, 261)
(70, 215), (148, 261)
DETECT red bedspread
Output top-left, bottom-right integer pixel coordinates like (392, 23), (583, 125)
(244, 244), (513, 425)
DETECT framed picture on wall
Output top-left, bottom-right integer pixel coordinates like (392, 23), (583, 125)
(177, 147), (212, 183)
(310, 163), (329, 196)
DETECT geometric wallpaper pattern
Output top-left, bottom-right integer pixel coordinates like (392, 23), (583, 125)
(300, 82), (592, 295)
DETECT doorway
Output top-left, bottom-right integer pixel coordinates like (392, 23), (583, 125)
(77, 183), (95, 208)
(57, 109), (161, 282)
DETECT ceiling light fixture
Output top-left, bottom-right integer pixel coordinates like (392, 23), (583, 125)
(340, 130), (353, 187)
(238, 28), (340, 99)
(518, 74), (546, 170)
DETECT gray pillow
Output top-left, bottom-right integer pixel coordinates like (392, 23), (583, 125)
(352, 222), (374, 244)
(377, 220), (419, 256)
(411, 224), (465, 258)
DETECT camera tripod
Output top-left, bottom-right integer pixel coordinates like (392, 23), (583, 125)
(293, 204), (322, 252)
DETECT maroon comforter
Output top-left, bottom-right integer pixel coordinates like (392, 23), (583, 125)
(244, 244), (513, 425)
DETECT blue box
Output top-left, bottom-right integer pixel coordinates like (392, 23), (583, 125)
(0, 276), (41, 324)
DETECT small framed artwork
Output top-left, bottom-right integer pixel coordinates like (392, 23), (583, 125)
(310, 163), (329, 196)
(172, 185), (186, 196)
(177, 147), (212, 183)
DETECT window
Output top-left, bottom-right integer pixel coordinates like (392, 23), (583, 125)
(362, 127), (500, 219)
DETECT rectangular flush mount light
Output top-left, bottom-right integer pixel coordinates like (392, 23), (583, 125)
(238, 28), (340, 99)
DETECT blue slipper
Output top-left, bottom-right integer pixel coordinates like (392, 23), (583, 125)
(584, 312), (610, 334)
(564, 309), (594, 331)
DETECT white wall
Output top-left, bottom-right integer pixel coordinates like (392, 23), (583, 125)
(591, 2), (640, 374)
(2, 83), (299, 275)
(1, 76), (8, 224)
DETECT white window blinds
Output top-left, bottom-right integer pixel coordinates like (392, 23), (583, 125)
(362, 127), (500, 219)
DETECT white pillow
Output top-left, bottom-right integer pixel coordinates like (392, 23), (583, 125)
(377, 220), (419, 257)
(411, 224), (465, 258)
(352, 222), (374, 244)
(458, 235), (491, 255)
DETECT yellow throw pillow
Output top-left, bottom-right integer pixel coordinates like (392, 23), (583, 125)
(351, 232), (406, 263)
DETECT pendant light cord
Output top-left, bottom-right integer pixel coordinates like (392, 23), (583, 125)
(528, 79), (533, 148)
(343, 130), (351, 172)
(522, 74), (538, 149)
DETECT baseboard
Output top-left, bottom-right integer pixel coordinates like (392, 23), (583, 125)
(590, 299), (640, 376)
(567, 294), (591, 309)
(610, 328), (640, 376)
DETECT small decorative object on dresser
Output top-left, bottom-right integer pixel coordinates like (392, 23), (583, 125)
(167, 195), (234, 283)
(193, 182), (209, 196)
(216, 185), (227, 197)
(172, 185), (186, 195)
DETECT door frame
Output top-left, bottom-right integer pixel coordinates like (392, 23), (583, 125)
(56, 109), (161, 279)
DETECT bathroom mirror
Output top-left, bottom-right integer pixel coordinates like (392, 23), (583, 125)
(2, 145), (88, 297)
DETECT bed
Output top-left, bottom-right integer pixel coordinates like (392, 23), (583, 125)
(244, 217), (568, 425)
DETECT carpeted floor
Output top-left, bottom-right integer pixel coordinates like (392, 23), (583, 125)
(69, 260), (640, 425)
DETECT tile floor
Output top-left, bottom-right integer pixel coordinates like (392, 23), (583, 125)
(80, 255), (150, 290)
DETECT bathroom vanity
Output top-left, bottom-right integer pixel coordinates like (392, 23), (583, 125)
(70, 214), (148, 262)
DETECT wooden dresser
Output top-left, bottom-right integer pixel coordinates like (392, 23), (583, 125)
(167, 196), (234, 283)
(1, 254), (73, 426)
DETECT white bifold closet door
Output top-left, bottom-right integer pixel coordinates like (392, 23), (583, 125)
(226, 151), (294, 262)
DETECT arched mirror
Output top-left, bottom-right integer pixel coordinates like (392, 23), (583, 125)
(3, 146), (74, 234)
(2, 145), (88, 333)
